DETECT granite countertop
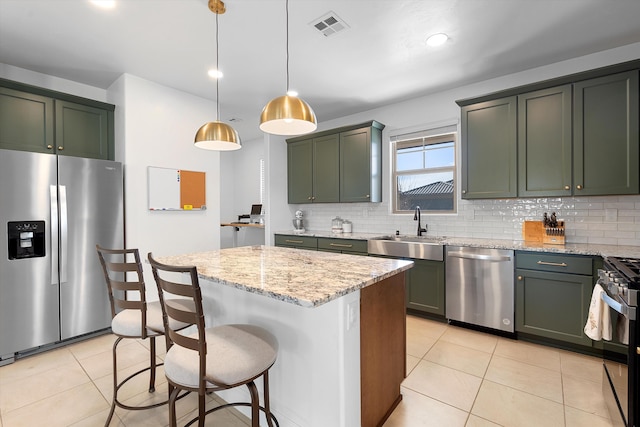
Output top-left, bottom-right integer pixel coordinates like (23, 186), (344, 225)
(155, 245), (413, 308)
(275, 231), (640, 258)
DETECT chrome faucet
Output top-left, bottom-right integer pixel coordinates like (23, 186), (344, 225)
(414, 206), (427, 236)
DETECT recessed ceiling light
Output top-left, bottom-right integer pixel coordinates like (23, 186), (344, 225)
(426, 33), (448, 47)
(208, 68), (223, 79)
(90, 0), (116, 9)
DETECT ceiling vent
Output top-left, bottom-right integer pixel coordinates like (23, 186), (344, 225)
(310, 12), (349, 37)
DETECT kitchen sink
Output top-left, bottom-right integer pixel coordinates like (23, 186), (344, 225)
(367, 235), (444, 261)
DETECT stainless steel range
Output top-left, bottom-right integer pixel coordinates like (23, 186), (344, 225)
(599, 257), (639, 427)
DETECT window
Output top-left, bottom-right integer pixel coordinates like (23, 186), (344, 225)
(392, 127), (457, 213)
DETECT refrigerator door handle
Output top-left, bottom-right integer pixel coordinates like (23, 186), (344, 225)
(50, 185), (59, 285)
(59, 185), (68, 284)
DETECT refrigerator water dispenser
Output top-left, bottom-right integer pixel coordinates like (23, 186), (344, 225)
(7, 221), (45, 259)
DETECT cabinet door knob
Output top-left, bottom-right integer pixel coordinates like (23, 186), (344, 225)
(564, 185), (570, 190)
(308, 196), (312, 200)
(58, 146), (64, 150)
(576, 185), (582, 190)
(517, 275), (523, 281)
(462, 190), (467, 194)
(47, 145), (53, 149)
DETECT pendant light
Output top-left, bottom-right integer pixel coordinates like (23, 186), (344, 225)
(259, 0), (317, 136)
(194, 0), (241, 151)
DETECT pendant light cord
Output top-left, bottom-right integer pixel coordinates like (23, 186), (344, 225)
(215, 11), (220, 121)
(285, 0), (290, 93)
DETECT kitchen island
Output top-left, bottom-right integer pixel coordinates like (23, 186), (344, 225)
(156, 245), (413, 427)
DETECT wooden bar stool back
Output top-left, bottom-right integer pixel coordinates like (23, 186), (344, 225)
(96, 245), (193, 426)
(147, 252), (279, 427)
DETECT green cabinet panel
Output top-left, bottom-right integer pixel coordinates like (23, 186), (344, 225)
(0, 80), (115, 160)
(287, 121), (384, 204)
(317, 237), (367, 254)
(340, 126), (382, 203)
(516, 252), (592, 275)
(515, 251), (594, 346)
(55, 100), (110, 160)
(573, 71), (639, 195)
(518, 85), (573, 197)
(516, 269), (592, 346)
(274, 234), (317, 250)
(406, 259), (445, 316)
(461, 96), (517, 199)
(287, 133), (340, 204)
(287, 139), (314, 203)
(0, 87), (54, 154)
(313, 134), (340, 203)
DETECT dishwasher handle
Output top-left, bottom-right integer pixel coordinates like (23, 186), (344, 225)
(447, 251), (512, 262)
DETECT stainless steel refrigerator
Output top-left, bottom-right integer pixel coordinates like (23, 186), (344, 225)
(0, 149), (123, 364)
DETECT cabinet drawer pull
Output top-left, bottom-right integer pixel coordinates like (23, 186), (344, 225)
(285, 239), (304, 244)
(536, 260), (567, 267)
(330, 243), (353, 248)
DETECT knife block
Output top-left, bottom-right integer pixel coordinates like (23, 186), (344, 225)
(523, 221), (565, 245)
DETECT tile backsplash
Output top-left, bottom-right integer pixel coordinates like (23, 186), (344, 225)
(293, 195), (640, 246)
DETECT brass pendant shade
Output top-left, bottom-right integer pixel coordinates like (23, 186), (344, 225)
(195, 0), (241, 151)
(259, 95), (317, 136)
(194, 121), (241, 151)
(259, 0), (317, 136)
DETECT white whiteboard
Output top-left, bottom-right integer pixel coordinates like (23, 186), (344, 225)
(147, 167), (181, 210)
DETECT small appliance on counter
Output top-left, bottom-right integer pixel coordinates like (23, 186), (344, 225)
(523, 212), (565, 244)
(292, 210), (305, 234)
(342, 220), (352, 233)
(331, 216), (344, 234)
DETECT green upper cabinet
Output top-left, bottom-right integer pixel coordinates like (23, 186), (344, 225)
(340, 126), (382, 203)
(518, 85), (573, 197)
(0, 79), (115, 160)
(55, 100), (111, 160)
(287, 133), (339, 203)
(0, 87), (55, 154)
(573, 71), (639, 196)
(287, 121), (384, 204)
(461, 96), (517, 199)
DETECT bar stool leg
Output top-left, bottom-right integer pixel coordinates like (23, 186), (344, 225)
(105, 336), (123, 427)
(148, 336), (156, 393)
(247, 381), (260, 427)
(263, 371), (275, 427)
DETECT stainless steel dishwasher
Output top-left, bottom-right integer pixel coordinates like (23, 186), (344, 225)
(445, 246), (515, 332)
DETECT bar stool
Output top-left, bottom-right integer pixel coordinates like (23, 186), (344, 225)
(147, 252), (279, 427)
(96, 245), (194, 426)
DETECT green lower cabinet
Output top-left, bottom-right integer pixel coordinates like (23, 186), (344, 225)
(406, 259), (445, 316)
(317, 237), (367, 255)
(274, 234), (317, 250)
(515, 269), (593, 346)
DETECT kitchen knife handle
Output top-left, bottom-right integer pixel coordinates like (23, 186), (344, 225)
(59, 185), (68, 284)
(50, 186), (59, 285)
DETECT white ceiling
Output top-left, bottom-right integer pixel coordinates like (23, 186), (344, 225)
(2, 0), (640, 141)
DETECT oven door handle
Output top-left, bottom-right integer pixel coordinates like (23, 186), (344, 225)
(600, 292), (636, 321)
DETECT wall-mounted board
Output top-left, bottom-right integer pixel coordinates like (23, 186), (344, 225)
(147, 166), (206, 210)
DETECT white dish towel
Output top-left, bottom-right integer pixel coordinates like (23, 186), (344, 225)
(584, 283), (612, 341)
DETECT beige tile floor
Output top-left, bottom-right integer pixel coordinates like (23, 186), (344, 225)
(0, 315), (612, 427)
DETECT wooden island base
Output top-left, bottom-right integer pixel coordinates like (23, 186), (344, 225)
(361, 272), (406, 427)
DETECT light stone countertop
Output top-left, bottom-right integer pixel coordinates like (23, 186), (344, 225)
(275, 231), (640, 258)
(155, 245), (413, 308)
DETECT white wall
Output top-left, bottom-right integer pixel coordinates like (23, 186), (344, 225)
(107, 74), (222, 299)
(271, 42), (640, 246)
(219, 136), (266, 248)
